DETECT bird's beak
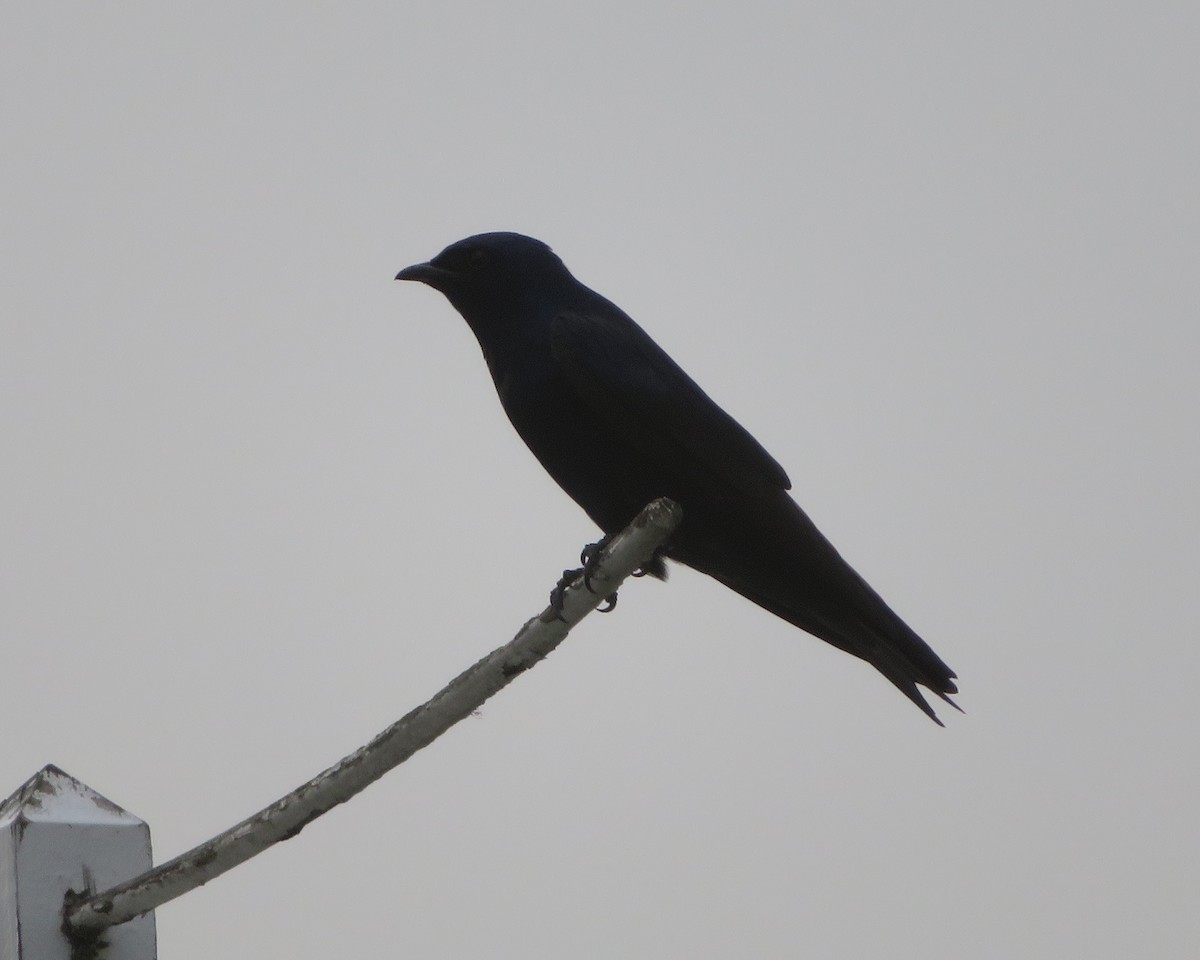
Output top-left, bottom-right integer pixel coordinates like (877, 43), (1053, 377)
(395, 261), (450, 285)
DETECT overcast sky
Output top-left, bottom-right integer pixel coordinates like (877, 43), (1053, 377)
(3, 3), (1197, 958)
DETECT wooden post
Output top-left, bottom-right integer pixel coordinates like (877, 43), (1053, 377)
(0, 765), (155, 960)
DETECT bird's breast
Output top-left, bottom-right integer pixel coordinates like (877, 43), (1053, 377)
(487, 354), (658, 533)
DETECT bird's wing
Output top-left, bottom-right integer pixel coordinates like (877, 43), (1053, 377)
(551, 308), (791, 496)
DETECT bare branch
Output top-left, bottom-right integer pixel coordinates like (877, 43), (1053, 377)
(64, 498), (682, 942)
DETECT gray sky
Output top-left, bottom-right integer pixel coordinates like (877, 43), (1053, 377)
(3, 3), (1197, 957)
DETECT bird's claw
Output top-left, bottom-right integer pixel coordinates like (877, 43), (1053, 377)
(549, 537), (620, 617)
(549, 568), (579, 622)
(632, 549), (668, 580)
(582, 538), (620, 611)
(579, 536), (611, 594)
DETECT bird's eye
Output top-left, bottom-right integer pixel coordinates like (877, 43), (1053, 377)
(468, 247), (489, 266)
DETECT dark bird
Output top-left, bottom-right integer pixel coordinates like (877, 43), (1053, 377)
(396, 233), (958, 723)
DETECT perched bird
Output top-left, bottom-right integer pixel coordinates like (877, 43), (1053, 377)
(396, 233), (958, 723)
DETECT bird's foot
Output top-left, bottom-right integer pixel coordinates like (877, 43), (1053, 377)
(548, 537), (620, 618)
(632, 548), (668, 580)
(549, 568), (579, 622)
(578, 536), (612, 594)
(581, 537), (620, 612)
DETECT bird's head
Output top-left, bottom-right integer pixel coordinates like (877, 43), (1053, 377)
(396, 232), (574, 321)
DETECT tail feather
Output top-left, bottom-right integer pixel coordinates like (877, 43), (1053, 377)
(717, 573), (959, 724)
(666, 497), (960, 724)
(860, 634), (959, 726)
(859, 615), (961, 723)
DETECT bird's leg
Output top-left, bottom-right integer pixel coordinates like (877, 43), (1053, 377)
(549, 537), (620, 618)
(581, 537), (620, 611)
(549, 568), (579, 622)
(579, 536), (612, 594)
(548, 566), (619, 617)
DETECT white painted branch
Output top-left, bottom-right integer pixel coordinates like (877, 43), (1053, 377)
(63, 497), (681, 943)
(1, 765), (155, 960)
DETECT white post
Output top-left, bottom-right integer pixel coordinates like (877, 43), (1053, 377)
(0, 765), (155, 960)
